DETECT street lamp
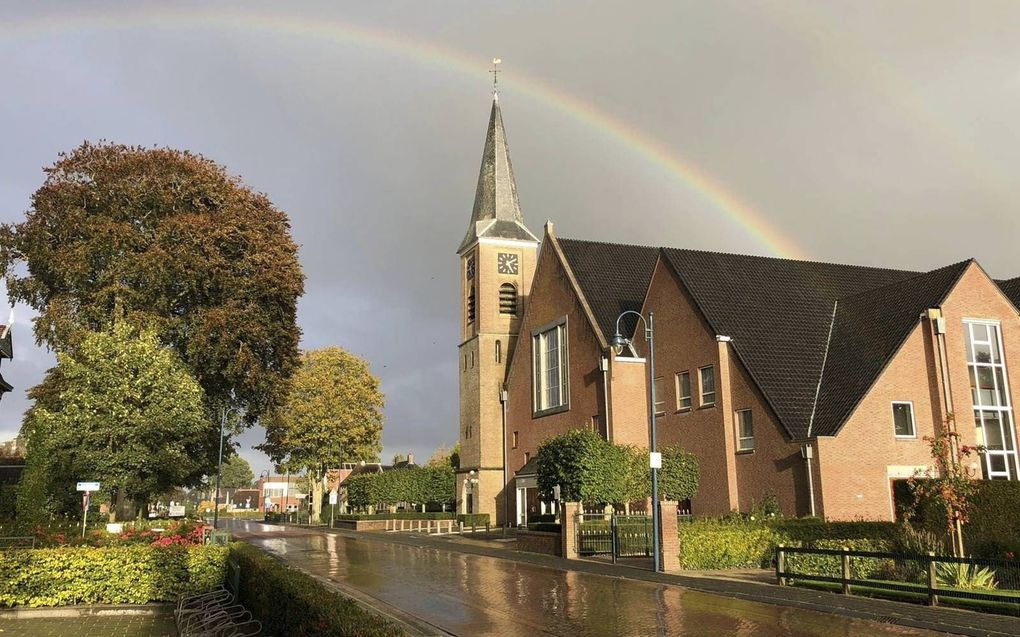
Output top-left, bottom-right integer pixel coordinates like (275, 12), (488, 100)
(213, 404), (228, 530)
(611, 310), (661, 573)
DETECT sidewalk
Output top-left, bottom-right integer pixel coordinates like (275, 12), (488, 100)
(298, 523), (1020, 637)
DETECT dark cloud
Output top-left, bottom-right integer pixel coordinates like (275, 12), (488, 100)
(3, 1), (1020, 474)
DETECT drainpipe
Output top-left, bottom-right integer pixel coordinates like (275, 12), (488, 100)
(500, 387), (509, 531)
(801, 443), (817, 517)
(599, 355), (611, 440)
(928, 309), (965, 557)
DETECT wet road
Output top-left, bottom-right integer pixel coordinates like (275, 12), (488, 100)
(226, 521), (944, 637)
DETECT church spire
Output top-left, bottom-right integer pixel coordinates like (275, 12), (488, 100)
(458, 86), (538, 254)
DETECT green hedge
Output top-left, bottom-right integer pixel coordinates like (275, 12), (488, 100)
(231, 543), (403, 637)
(0, 485), (15, 521)
(458, 513), (489, 527)
(677, 519), (900, 570)
(0, 545), (227, 607)
(346, 465), (454, 509)
(334, 513), (456, 521)
(894, 479), (1020, 558)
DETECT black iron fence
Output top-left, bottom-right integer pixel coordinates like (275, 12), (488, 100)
(776, 545), (1020, 615)
(576, 513), (652, 563)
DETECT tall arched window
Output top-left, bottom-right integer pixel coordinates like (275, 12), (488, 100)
(467, 286), (476, 323)
(495, 340), (502, 363)
(499, 283), (517, 315)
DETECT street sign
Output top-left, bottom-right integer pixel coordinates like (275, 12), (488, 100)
(649, 452), (662, 469)
(329, 490), (338, 505)
(76, 481), (101, 492)
(168, 505), (186, 518)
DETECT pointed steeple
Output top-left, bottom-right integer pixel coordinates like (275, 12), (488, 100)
(458, 96), (538, 253)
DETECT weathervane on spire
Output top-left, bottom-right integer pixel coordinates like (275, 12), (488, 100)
(491, 58), (502, 98)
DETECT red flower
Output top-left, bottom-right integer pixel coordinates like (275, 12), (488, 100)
(1007, 551), (1015, 560)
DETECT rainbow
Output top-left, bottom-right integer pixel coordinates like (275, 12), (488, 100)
(1, 7), (808, 259)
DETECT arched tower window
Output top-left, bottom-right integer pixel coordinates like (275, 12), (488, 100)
(467, 286), (476, 323)
(499, 283), (517, 315)
(495, 340), (502, 363)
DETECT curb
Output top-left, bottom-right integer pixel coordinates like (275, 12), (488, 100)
(0, 603), (173, 620)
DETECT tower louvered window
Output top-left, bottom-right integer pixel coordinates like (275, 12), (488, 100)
(499, 283), (517, 315)
(467, 286), (476, 323)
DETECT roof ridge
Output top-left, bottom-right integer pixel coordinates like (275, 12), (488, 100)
(556, 236), (660, 250)
(835, 258), (974, 304)
(662, 246), (922, 277)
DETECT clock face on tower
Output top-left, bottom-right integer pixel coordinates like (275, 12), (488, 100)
(497, 252), (519, 275)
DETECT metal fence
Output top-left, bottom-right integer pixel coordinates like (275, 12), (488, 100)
(776, 545), (1020, 614)
(575, 513), (652, 563)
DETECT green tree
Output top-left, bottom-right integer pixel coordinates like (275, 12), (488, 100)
(219, 454), (255, 489)
(17, 323), (212, 521)
(658, 445), (700, 502)
(536, 429), (628, 505)
(259, 347), (384, 522)
(0, 142), (304, 425)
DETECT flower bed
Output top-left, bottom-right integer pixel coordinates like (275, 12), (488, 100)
(3, 519), (207, 548)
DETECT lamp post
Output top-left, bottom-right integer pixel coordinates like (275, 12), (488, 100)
(258, 470), (270, 512)
(213, 405), (228, 530)
(611, 310), (661, 572)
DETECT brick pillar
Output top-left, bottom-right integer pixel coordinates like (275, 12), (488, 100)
(561, 502), (580, 560)
(658, 500), (680, 572)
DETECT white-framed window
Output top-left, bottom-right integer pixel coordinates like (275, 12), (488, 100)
(653, 377), (666, 416)
(735, 409), (754, 451)
(892, 402), (916, 438)
(676, 371), (692, 411)
(533, 319), (569, 413)
(699, 365), (716, 406)
(965, 321), (1019, 480)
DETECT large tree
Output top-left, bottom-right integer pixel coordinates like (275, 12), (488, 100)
(259, 347), (384, 522)
(0, 142), (304, 424)
(18, 323), (212, 521)
(219, 454), (255, 489)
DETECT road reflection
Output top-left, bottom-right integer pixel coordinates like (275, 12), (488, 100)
(226, 521), (942, 637)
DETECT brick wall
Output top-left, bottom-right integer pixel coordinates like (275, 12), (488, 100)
(516, 529), (563, 557)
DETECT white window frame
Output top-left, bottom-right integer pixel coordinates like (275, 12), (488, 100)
(699, 365), (716, 407)
(892, 401), (917, 439)
(965, 320), (1019, 480)
(735, 409), (754, 452)
(532, 318), (569, 415)
(676, 370), (692, 411)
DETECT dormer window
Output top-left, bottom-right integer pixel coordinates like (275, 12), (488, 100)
(499, 283), (517, 315)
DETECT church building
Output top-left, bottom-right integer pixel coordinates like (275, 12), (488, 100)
(456, 91), (1020, 526)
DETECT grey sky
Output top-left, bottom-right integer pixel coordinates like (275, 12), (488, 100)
(2, 1), (1019, 474)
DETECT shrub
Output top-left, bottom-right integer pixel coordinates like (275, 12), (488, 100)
(0, 545), (226, 607)
(537, 429), (629, 504)
(230, 543), (403, 637)
(678, 520), (782, 569)
(345, 465), (455, 510)
(658, 446), (699, 502)
(527, 523), (562, 533)
(457, 513), (490, 527)
(0, 485), (16, 521)
(895, 478), (1020, 558)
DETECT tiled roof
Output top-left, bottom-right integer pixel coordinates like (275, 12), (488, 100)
(997, 277), (1020, 310)
(557, 238), (660, 341)
(658, 249), (971, 438)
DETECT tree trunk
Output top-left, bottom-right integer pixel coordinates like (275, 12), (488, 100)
(310, 470), (323, 523)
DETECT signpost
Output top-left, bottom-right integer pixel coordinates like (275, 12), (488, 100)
(329, 490), (338, 528)
(168, 505), (186, 518)
(76, 481), (100, 538)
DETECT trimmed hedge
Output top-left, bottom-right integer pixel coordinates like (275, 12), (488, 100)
(0, 485), (15, 521)
(677, 518), (900, 570)
(894, 479), (1020, 558)
(458, 513), (490, 527)
(231, 543), (404, 637)
(346, 465), (454, 509)
(0, 545), (227, 607)
(333, 513), (456, 521)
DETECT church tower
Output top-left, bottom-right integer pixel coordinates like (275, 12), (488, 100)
(457, 89), (539, 524)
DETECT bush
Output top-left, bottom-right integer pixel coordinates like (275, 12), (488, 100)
(537, 430), (629, 503)
(0, 545), (227, 607)
(895, 479), (1020, 558)
(527, 523), (562, 533)
(677, 518), (900, 570)
(678, 520), (782, 569)
(659, 445), (699, 502)
(457, 513), (490, 527)
(345, 465), (455, 510)
(231, 543), (403, 637)
(0, 485), (15, 521)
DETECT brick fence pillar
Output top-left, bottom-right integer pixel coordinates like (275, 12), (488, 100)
(658, 500), (680, 572)
(561, 502), (580, 560)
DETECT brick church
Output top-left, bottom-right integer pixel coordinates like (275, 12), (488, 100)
(456, 93), (1020, 526)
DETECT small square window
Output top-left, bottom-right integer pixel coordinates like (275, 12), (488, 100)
(700, 366), (716, 406)
(893, 402), (916, 438)
(676, 371), (692, 411)
(736, 409), (754, 451)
